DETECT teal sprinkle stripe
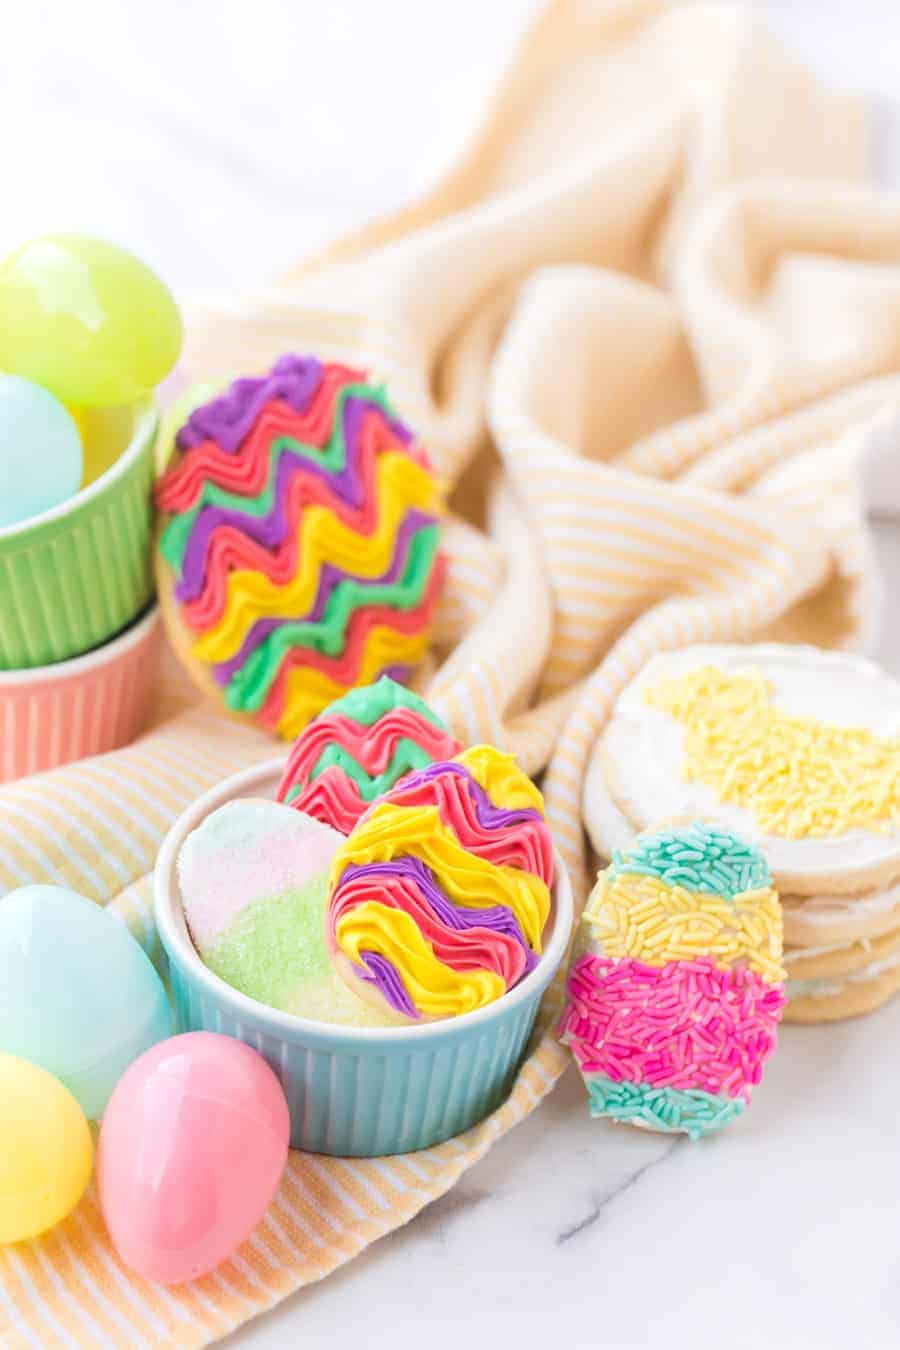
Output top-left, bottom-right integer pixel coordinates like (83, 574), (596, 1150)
(608, 820), (771, 899)
(585, 1075), (745, 1140)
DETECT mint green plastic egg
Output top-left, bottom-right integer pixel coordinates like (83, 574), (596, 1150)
(0, 886), (173, 1120)
(0, 234), (183, 406)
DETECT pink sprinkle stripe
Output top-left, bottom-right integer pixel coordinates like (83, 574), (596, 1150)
(559, 953), (786, 1103)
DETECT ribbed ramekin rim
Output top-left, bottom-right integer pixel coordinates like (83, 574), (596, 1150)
(154, 758), (574, 1048)
(0, 605), (160, 687)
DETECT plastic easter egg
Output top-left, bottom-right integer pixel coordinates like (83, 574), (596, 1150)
(0, 375), (83, 527)
(0, 1053), (93, 1243)
(98, 1033), (289, 1284)
(0, 886), (173, 1120)
(0, 233), (183, 406)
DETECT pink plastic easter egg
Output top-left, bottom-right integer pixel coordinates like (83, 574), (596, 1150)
(98, 1033), (289, 1285)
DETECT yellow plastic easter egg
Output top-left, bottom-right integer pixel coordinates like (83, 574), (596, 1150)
(0, 233), (183, 407)
(0, 1053), (93, 1243)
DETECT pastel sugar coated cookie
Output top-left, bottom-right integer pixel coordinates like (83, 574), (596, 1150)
(559, 822), (786, 1138)
(178, 798), (402, 1026)
(154, 354), (446, 739)
(276, 676), (462, 834)
(0, 233), (182, 406)
(0, 374), (83, 528)
(326, 745), (555, 1020)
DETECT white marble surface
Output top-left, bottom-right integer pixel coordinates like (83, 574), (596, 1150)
(5, 2), (900, 1346)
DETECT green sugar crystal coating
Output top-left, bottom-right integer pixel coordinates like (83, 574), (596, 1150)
(204, 879), (397, 1028)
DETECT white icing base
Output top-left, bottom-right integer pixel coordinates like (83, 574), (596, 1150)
(787, 951), (900, 1000)
(600, 644), (900, 894)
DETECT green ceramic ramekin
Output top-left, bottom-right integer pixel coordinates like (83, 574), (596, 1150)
(0, 403), (158, 669)
(154, 759), (574, 1157)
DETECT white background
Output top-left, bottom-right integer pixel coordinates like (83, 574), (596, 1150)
(5, 3), (900, 1347)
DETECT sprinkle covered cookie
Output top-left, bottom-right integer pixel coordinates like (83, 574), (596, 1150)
(560, 823), (786, 1138)
(326, 746), (555, 1021)
(155, 355), (445, 739)
(276, 676), (462, 834)
(583, 644), (900, 1022)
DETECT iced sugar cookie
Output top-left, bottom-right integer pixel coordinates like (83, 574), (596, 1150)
(783, 925), (900, 1022)
(276, 676), (462, 834)
(584, 645), (900, 1021)
(155, 354), (445, 739)
(326, 746), (555, 1021)
(560, 823), (786, 1138)
(178, 799), (401, 1027)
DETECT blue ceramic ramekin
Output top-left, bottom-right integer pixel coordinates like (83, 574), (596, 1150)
(154, 759), (573, 1157)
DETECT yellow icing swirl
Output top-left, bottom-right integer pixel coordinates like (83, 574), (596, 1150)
(328, 800), (550, 951)
(646, 665), (900, 839)
(335, 902), (506, 1019)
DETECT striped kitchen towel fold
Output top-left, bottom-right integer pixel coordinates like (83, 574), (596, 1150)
(3, 0), (900, 1344)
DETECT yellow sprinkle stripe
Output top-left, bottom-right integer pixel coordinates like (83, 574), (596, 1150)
(646, 665), (900, 839)
(584, 871), (786, 982)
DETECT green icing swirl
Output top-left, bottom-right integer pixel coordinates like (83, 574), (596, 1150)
(609, 821), (771, 900)
(319, 674), (448, 730)
(286, 737), (437, 805)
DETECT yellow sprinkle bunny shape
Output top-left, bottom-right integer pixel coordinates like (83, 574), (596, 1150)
(646, 665), (900, 839)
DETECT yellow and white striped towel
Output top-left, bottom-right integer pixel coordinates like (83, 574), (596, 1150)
(3, 1), (900, 1344)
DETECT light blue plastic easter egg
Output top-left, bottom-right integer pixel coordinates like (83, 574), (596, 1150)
(0, 886), (173, 1119)
(0, 375), (83, 528)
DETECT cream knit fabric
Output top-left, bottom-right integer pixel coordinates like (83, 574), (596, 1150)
(2, 2), (898, 1345)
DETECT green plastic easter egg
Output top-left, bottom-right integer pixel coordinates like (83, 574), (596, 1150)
(0, 234), (183, 406)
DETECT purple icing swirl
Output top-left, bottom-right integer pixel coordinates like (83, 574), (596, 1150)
(177, 355), (324, 455)
(393, 761), (544, 833)
(175, 395), (421, 605)
(339, 856), (537, 970)
(359, 951), (418, 1018)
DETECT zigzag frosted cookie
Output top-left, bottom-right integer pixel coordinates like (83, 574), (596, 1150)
(276, 677), (462, 834)
(155, 355), (445, 739)
(560, 823), (786, 1138)
(584, 644), (900, 1021)
(326, 746), (555, 1021)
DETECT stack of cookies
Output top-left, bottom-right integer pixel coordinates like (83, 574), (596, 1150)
(583, 644), (900, 1022)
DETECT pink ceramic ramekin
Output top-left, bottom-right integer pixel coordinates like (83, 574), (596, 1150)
(0, 606), (162, 783)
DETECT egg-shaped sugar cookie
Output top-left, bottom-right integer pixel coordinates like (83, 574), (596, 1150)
(559, 822), (786, 1139)
(326, 746), (555, 1020)
(276, 676), (462, 834)
(154, 354), (446, 739)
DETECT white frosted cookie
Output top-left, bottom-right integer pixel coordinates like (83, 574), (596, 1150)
(594, 644), (900, 896)
(784, 925), (900, 1023)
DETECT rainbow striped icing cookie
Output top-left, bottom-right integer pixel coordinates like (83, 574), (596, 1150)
(326, 745), (555, 1020)
(154, 354), (445, 739)
(276, 676), (462, 834)
(560, 823), (786, 1138)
